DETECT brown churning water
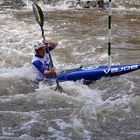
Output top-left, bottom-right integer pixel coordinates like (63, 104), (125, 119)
(0, 0), (140, 139)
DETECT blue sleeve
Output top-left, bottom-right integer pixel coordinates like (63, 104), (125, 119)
(32, 60), (47, 73)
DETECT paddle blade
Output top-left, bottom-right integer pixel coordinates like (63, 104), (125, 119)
(32, 3), (44, 27)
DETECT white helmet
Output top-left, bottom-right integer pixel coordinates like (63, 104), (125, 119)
(33, 41), (46, 50)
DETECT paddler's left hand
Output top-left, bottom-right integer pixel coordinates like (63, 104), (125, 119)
(43, 39), (58, 48)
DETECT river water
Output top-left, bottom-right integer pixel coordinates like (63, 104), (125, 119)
(0, 0), (140, 139)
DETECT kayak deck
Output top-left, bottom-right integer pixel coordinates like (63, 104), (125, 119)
(56, 64), (140, 82)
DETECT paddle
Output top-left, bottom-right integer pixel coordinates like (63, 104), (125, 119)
(32, 2), (64, 92)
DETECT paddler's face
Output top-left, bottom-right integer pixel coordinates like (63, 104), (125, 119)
(37, 47), (45, 57)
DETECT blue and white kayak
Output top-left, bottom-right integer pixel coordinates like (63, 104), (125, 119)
(55, 64), (140, 82)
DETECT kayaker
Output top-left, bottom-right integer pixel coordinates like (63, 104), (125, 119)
(32, 39), (58, 81)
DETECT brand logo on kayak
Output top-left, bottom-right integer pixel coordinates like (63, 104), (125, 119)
(104, 65), (139, 74)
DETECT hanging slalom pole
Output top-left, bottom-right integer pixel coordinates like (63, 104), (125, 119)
(108, 0), (112, 67)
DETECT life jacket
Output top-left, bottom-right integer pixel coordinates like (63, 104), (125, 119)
(32, 52), (51, 80)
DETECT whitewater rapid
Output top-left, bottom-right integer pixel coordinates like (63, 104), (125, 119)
(0, 1), (140, 139)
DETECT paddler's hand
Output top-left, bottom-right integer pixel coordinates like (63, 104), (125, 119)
(50, 67), (56, 76)
(44, 67), (56, 77)
(43, 39), (58, 49)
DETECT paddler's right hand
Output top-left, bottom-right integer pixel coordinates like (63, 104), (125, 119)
(44, 67), (56, 77)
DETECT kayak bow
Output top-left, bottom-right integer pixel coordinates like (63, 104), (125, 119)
(55, 64), (140, 82)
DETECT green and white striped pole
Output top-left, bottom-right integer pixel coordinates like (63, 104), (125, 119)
(108, 0), (112, 67)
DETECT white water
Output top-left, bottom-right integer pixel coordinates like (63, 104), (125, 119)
(0, 0), (140, 139)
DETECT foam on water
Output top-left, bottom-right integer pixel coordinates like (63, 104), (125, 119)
(25, 0), (74, 11)
(0, 1), (140, 138)
(0, 64), (35, 80)
(115, 5), (140, 12)
(28, 76), (139, 139)
(63, 81), (133, 121)
(24, 0), (140, 12)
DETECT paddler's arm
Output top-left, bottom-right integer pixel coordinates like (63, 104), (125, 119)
(43, 39), (58, 51)
(33, 60), (56, 77)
